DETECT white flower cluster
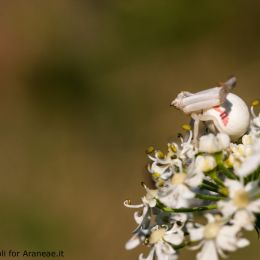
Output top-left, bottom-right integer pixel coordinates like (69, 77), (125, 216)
(124, 101), (260, 260)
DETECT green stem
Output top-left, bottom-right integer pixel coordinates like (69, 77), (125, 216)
(195, 193), (225, 201)
(218, 164), (237, 180)
(200, 183), (228, 197)
(245, 167), (260, 184)
(157, 202), (217, 213)
(203, 180), (219, 189)
(200, 183), (219, 193)
(208, 171), (225, 187)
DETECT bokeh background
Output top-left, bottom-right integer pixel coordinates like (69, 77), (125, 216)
(0, 1), (260, 259)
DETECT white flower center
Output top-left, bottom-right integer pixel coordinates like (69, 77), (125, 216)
(171, 173), (187, 185)
(203, 222), (221, 240)
(149, 228), (166, 244)
(233, 189), (249, 209)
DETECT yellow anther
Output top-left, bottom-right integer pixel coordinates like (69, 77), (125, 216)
(157, 179), (165, 187)
(224, 158), (233, 169)
(168, 144), (177, 153)
(152, 172), (160, 179)
(125, 199), (131, 205)
(146, 146), (155, 154)
(144, 238), (149, 245)
(156, 151), (164, 159)
(251, 100), (260, 107)
(182, 124), (191, 131)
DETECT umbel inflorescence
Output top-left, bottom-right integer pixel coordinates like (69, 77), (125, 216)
(124, 77), (260, 260)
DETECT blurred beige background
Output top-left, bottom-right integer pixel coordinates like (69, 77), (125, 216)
(0, 1), (260, 259)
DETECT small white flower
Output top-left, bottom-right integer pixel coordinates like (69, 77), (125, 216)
(158, 161), (203, 209)
(147, 131), (197, 182)
(187, 214), (249, 260)
(218, 179), (260, 230)
(230, 143), (253, 160)
(199, 133), (230, 153)
(139, 224), (184, 260)
(195, 155), (217, 172)
(158, 172), (195, 209)
(124, 186), (158, 250)
(147, 145), (183, 181)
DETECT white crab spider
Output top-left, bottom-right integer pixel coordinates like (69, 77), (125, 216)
(171, 77), (250, 142)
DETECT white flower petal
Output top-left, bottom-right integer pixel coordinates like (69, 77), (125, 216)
(164, 229), (184, 246)
(205, 213), (216, 223)
(170, 213), (188, 224)
(224, 179), (244, 198)
(233, 210), (255, 231)
(217, 133), (230, 150)
(242, 134), (253, 145)
(159, 242), (176, 255)
(197, 241), (218, 260)
(247, 199), (260, 213)
(195, 155), (216, 173)
(236, 152), (260, 177)
(187, 223), (204, 242)
(217, 229), (237, 252)
(125, 235), (142, 250)
(237, 238), (250, 248)
(217, 200), (236, 217)
(199, 134), (220, 153)
(245, 180), (259, 193)
(185, 170), (204, 187)
(180, 185), (195, 199)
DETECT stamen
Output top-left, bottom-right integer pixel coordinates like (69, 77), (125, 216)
(251, 100), (260, 107)
(186, 130), (193, 145)
(182, 124), (192, 131)
(168, 144), (177, 153)
(144, 238), (149, 246)
(251, 100), (259, 118)
(146, 146), (155, 154)
(177, 133), (183, 138)
(125, 199), (131, 205)
(177, 133), (184, 143)
(123, 200), (144, 208)
(141, 181), (147, 189)
(156, 151), (165, 159)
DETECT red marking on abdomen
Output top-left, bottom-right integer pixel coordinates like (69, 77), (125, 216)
(213, 106), (229, 126)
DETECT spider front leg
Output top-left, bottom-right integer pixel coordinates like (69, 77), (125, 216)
(190, 113), (219, 146)
(190, 113), (201, 147)
(171, 77), (236, 114)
